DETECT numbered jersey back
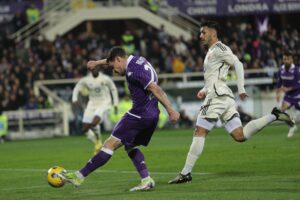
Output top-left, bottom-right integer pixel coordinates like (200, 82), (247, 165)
(125, 55), (159, 118)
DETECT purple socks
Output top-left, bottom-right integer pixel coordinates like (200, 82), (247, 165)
(127, 148), (149, 179)
(80, 148), (113, 177)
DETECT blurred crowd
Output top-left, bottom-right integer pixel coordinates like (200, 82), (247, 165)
(0, 11), (299, 111)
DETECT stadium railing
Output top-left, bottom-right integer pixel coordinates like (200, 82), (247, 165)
(4, 68), (281, 140)
(3, 82), (70, 140)
(10, 0), (199, 45)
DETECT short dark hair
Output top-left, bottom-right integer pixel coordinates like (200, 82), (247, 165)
(283, 50), (293, 57)
(106, 46), (127, 63)
(201, 21), (220, 36)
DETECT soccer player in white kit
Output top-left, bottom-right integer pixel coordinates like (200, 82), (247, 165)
(169, 21), (294, 184)
(72, 66), (119, 154)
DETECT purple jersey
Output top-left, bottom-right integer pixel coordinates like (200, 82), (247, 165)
(277, 64), (300, 99)
(125, 55), (159, 118)
(111, 55), (160, 147)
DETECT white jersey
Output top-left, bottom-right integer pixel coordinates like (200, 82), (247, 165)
(203, 41), (243, 99)
(72, 72), (119, 106)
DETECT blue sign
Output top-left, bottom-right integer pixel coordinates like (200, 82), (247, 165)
(166, 0), (300, 16)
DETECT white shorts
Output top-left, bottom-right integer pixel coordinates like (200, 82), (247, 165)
(82, 102), (111, 124)
(196, 96), (239, 131)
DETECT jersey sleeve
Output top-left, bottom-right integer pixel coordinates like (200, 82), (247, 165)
(216, 47), (246, 94)
(72, 78), (85, 102)
(130, 64), (155, 89)
(292, 67), (300, 90)
(105, 76), (119, 106)
(276, 70), (282, 89)
(216, 48), (236, 66)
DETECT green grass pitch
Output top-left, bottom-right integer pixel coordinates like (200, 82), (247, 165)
(0, 124), (299, 200)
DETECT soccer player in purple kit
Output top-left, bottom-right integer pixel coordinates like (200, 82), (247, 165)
(58, 46), (180, 191)
(276, 50), (300, 138)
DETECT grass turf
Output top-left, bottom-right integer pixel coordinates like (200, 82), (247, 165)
(0, 124), (299, 200)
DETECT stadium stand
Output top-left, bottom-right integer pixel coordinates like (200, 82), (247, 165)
(0, 0), (299, 138)
(1, 17), (299, 111)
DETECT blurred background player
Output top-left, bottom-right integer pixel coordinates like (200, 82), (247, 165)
(276, 50), (300, 138)
(168, 21), (294, 184)
(0, 108), (8, 143)
(72, 66), (119, 154)
(59, 46), (180, 191)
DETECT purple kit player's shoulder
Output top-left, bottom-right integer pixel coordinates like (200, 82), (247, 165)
(127, 56), (147, 70)
(295, 66), (300, 79)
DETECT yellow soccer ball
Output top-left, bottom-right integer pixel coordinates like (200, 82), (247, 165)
(47, 166), (66, 188)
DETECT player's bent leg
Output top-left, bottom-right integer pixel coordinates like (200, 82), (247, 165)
(91, 116), (102, 154)
(90, 116), (101, 128)
(225, 117), (245, 142)
(280, 101), (291, 112)
(231, 127), (246, 142)
(287, 125), (297, 138)
(83, 123), (97, 144)
(126, 146), (155, 191)
(126, 147), (150, 179)
(242, 110), (277, 139)
(58, 136), (122, 187)
(169, 121), (211, 184)
(283, 105), (298, 138)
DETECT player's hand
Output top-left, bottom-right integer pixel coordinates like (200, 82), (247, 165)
(168, 110), (180, 123)
(239, 93), (248, 101)
(197, 90), (206, 100)
(281, 86), (292, 92)
(87, 60), (98, 70)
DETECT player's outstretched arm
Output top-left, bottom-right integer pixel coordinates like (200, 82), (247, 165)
(72, 80), (83, 103)
(87, 59), (107, 70)
(147, 82), (180, 123)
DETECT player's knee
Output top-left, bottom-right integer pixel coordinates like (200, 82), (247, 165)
(233, 136), (246, 143)
(81, 125), (89, 133)
(194, 127), (208, 137)
(91, 116), (101, 127)
(231, 129), (246, 142)
(103, 137), (122, 150)
(124, 146), (136, 154)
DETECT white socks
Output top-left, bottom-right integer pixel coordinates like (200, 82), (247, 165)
(92, 125), (101, 141)
(180, 113), (277, 175)
(86, 126), (102, 144)
(86, 129), (97, 144)
(181, 136), (205, 175)
(243, 114), (276, 139)
(286, 108), (298, 127)
(75, 171), (85, 180)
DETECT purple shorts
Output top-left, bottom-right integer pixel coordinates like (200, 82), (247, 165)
(112, 113), (159, 147)
(283, 96), (300, 110)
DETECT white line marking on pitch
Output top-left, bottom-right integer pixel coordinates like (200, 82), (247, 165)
(0, 168), (211, 175)
(0, 168), (211, 191)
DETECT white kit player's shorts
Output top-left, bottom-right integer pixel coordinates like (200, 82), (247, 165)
(196, 96), (240, 131)
(82, 101), (111, 124)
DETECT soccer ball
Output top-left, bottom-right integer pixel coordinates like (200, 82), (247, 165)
(47, 166), (66, 188)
